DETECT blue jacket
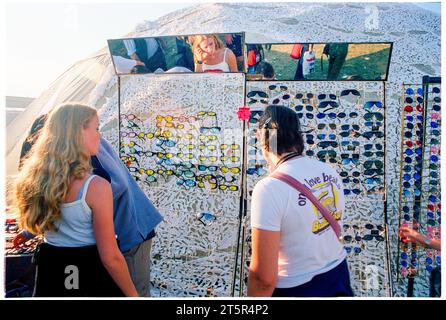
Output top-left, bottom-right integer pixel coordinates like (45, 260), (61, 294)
(96, 138), (163, 252)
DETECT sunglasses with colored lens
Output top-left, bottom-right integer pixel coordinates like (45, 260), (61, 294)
(272, 95), (291, 104)
(295, 105), (314, 112)
(316, 112), (337, 119)
(363, 151), (385, 157)
(269, 85), (288, 91)
(340, 112), (359, 119)
(364, 144), (383, 151)
(344, 189), (361, 195)
(363, 131), (384, 139)
(343, 235), (363, 242)
(247, 91), (268, 98)
(342, 176), (360, 184)
(364, 168), (384, 176)
(362, 234), (385, 242)
(341, 89), (361, 97)
(197, 165), (217, 172)
(341, 141), (360, 151)
(249, 98), (268, 105)
(318, 123), (337, 130)
(297, 112), (314, 119)
(405, 115), (424, 122)
(317, 150), (337, 159)
(305, 150), (315, 157)
(318, 141), (339, 148)
(364, 101), (383, 109)
(340, 171), (360, 178)
(295, 93), (314, 99)
(317, 133), (336, 140)
(432, 87), (440, 94)
(365, 121), (383, 127)
(196, 212), (216, 226)
(405, 87), (423, 95)
(345, 246), (362, 254)
(341, 124), (360, 131)
(365, 176), (382, 184)
(429, 121), (440, 128)
(364, 112), (384, 121)
(341, 157), (360, 165)
(318, 101), (339, 109)
(405, 97), (423, 104)
(176, 178), (196, 188)
(318, 94), (336, 100)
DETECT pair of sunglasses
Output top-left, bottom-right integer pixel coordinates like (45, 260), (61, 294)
(406, 96), (423, 104)
(405, 88), (423, 95)
(341, 89), (361, 97)
(318, 101), (339, 108)
(364, 101), (383, 109)
(295, 105), (314, 112)
(404, 105), (423, 113)
(406, 115), (424, 122)
(318, 93), (336, 100)
(269, 85), (288, 91)
(364, 112), (384, 121)
(247, 91), (268, 98)
(363, 131), (384, 139)
(340, 171), (360, 178)
(318, 141), (339, 148)
(295, 93), (314, 99)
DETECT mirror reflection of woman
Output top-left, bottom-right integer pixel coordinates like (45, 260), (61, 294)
(191, 35), (238, 73)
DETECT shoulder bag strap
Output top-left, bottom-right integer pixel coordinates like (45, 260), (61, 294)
(270, 171), (342, 239)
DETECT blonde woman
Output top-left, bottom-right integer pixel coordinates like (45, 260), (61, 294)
(191, 34), (238, 72)
(12, 103), (138, 297)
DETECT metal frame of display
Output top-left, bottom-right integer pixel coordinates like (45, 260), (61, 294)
(237, 80), (391, 297)
(396, 76), (441, 297)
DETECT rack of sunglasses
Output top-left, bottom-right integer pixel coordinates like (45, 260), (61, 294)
(246, 81), (386, 201)
(237, 81), (392, 297)
(396, 78), (441, 296)
(118, 73), (246, 297)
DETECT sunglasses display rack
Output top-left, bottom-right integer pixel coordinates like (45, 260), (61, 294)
(119, 73), (247, 297)
(396, 77), (441, 297)
(238, 81), (392, 297)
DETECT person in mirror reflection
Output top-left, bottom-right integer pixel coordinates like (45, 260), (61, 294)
(324, 43), (349, 80)
(294, 44), (314, 80)
(113, 55), (146, 74)
(255, 61), (275, 80)
(247, 105), (353, 297)
(224, 34), (244, 71)
(191, 34), (238, 72)
(123, 37), (167, 72)
(12, 104), (138, 297)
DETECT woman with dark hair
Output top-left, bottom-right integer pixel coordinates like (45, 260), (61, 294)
(247, 105), (353, 297)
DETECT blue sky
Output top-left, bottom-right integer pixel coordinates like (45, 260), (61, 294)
(5, 2), (441, 98)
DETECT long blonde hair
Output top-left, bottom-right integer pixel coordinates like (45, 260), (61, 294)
(191, 34), (225, 64)
(12, 103), (98, 235)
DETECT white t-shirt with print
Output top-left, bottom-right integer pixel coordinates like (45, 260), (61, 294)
(251, 156), (347, 288)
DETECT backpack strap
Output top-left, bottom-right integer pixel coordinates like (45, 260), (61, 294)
(270, 171), (342, 239)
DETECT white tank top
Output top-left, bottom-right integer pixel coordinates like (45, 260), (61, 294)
(45, 175), (97, 247)
(202, 48), (230, 72)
